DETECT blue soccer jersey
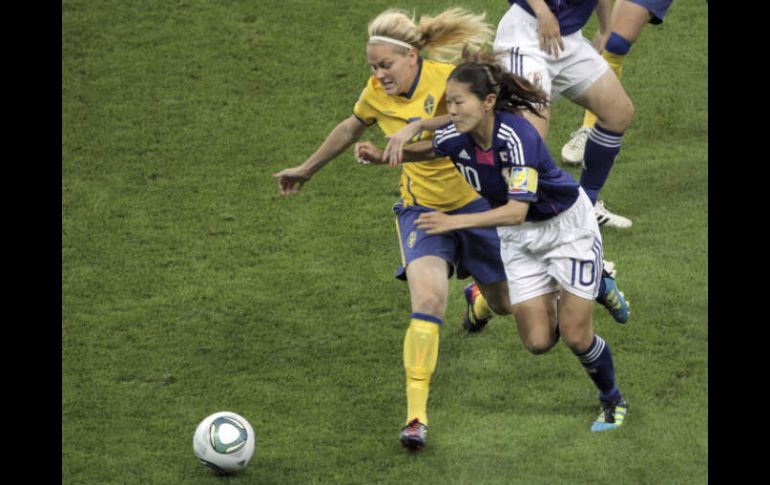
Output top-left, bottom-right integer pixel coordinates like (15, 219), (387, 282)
(432, 111), (580, 222)
(509, 0), (598, 35)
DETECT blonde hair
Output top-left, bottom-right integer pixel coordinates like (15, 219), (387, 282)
(367, 8), (493, 63)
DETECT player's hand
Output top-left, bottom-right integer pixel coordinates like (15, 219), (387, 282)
(272, 167), (311, 195)
(534, 9), (564, 59)
(383, 122), (422, 167)
(415, 211), (456, 235)
(354, 141), (386, 165)
(592, 30), (609, 53)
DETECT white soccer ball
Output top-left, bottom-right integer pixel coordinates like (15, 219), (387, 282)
(192, 411), (255, 475)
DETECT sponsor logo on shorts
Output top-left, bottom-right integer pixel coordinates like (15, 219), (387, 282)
(408, 231), (418, 248)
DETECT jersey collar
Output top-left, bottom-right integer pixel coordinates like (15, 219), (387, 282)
(399, 57), (424, 100)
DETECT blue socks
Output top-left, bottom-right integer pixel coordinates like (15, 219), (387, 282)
(575, 335), (622, 404)
(580, 125), (624, 204)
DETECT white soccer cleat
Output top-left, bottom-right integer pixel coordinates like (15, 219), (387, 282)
(595, 200), (632, 229)
(561, 127), (591, 166)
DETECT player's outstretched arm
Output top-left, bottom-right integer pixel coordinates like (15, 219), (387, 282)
(272, 115), (369, 195)
(415, 199), (530, 234)
(399, 140), (438, 165)
(383, 114), (452, 166)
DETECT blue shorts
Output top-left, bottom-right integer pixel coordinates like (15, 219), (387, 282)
(393, 198), (507, 284)
(628, 0), (672, 24)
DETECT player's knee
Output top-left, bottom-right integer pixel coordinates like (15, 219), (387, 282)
(618, 98), (635, 130)
(413, 294), (446, 317)
(599, 98), (634, 133)
(560, 332), (592, 355)
(522, 336), (556, 355)
(488, 299), (513, 316)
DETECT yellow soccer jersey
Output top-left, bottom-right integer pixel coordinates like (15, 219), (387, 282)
(353, 59), (478, 211)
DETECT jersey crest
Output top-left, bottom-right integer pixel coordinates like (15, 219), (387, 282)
(408, 230), (418, 248)
(424, 94), (435, 115)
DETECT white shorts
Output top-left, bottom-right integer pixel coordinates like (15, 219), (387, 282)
(493, 3), (608, 101)
(496, 189), (603, 305)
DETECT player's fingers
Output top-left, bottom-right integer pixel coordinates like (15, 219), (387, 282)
(382, 143), (393, 163)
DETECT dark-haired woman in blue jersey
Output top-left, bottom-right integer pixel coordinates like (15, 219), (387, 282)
(399, 52), (630, 432)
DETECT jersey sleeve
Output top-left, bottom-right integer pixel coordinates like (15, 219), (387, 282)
(500, 120), (543, 203)
(431, 123), (457, 158)
(353, 85), (377, 126)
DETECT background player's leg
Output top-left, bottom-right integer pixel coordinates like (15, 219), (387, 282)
(562, 0), (653, 165)
(572, 71), (634, 213)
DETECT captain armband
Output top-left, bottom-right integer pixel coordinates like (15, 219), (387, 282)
(506, 166), (539, 197)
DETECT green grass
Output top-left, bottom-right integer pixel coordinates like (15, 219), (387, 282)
(62, 1), (707, 484)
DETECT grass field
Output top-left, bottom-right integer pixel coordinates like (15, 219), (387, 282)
(62, 1), (708, 484)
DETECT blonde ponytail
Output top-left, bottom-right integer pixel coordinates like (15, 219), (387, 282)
(367, 7), (493, 64)
(418, 8), (493, 63)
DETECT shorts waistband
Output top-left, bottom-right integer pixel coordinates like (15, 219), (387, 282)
(517, 188), (588, 228)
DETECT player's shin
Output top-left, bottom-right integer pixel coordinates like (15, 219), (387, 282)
(574, 334), (622, 404)
(403, 314), (441, 425)
(580, 125), (624, 204)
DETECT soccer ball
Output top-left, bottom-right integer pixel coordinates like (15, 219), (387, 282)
(193, 411), (255, 475)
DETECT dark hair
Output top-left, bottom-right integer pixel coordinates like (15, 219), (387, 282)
(447, 49), (548, 117)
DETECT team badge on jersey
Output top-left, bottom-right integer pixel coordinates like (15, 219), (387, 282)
(424, 95), (435, 115)
(508, 166), (539, 195)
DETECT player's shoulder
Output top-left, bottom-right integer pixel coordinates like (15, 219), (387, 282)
(421, 58), (457, 87)
(358, 75), (390, 103)
(423, 58), (456, 75)
(497, 111), (542, 145)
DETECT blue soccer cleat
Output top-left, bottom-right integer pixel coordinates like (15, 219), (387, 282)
(463, 282), (491, 333)
(400, 418), (427, 451)
(591, 399), (628, 432)
(597, 272), (630, 324)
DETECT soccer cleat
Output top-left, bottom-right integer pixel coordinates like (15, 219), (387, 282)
(463, 282), (490, 333)
(602, 259), (617, 279)
(561, 127), (591, 166)
(591, 399), (628, 432)
(400, 418), (427, 450)
(595, 200), (632, 229)
(596, 272), (630, 324)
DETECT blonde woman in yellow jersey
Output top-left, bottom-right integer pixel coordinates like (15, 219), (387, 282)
(273, 8), (511, 451)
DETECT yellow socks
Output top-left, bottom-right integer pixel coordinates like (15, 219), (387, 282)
(403, 314), (441, 425)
